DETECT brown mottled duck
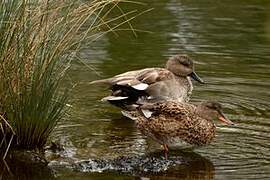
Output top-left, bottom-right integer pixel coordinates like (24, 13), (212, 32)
(122, 100), (234, 159)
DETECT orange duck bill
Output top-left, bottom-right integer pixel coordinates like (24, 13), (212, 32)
(218, 111), (234, 125)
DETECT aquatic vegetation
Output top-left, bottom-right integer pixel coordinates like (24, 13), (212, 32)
(0, 0), (143, 158)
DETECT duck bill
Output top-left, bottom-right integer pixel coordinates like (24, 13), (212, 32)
(189, 72), (205, 84)
(218, 111), (234, 125)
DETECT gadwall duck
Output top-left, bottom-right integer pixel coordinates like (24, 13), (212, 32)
(122, 101), (234, 159)
(90, 54), (204, 110)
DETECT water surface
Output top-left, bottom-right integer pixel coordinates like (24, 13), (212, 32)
(36, 0), (270, 179)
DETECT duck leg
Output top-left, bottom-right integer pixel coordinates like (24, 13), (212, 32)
(162, 144), (169, 160)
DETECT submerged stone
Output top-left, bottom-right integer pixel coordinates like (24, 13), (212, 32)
(72, 151), (208, 175)
(47, 148), (214, 178)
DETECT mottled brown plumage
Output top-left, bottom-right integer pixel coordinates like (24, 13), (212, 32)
(122, 100), (233, 158)
(90, 54), (204, 110)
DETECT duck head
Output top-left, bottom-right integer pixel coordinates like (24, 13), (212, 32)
(165, 54), (204, 84)
(197, 101), (234, 125)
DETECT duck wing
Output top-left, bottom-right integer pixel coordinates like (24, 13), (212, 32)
(90, 68), (173, 90)
(90, 68), (175, 109)
(140, 101), (195, 119)
(137, 102), (214, 146)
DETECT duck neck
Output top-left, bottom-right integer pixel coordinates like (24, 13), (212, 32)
(175, 76), (193, 97)
(187, 76), (193, 96)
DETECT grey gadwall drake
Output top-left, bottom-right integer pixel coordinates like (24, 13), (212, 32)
(122, 101), (234, 159)
(90, 54), (204, 110)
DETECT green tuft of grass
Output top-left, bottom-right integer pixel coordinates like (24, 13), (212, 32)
(0, 0), (145, 157)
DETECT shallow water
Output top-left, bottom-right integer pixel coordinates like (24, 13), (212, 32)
(8, 0), (270, 179)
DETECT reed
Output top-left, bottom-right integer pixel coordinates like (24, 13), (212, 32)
(0, 0), (142, 158)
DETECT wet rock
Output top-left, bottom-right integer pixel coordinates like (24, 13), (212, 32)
(47, 150), (214, 178)
(73, 152), (189, 174)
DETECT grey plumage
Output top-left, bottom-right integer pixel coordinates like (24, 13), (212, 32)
(90, 54), (204, 109)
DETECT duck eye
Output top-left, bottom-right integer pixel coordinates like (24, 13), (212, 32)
(205, 102), (222, 111)
(180, 60), (189, 66)
(181, 62), (188, 66)
(206, 104), (217, 110)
